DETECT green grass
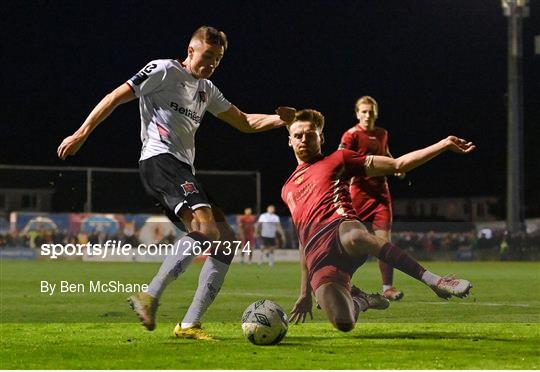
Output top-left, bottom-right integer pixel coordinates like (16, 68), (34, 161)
(1, 260), (539, 369)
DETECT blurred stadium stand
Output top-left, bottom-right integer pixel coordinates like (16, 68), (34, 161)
(1, 165), (538, 261)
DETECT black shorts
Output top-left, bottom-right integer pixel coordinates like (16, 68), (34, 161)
(261, 237), (277, 247)
(139, 154), (212, 226)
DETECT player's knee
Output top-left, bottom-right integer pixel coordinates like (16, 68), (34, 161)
(328, 312), (356, 332)
(334, 321), (355, 332)
(344, 229), (371, 254)
(200, 224), (220, 241)
(219, 225), (236, 242)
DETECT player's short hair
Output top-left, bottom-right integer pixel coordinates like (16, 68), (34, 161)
(191, 26), (228, 50)
(289, 109), (325, 133)
(354, 95), (378, 118)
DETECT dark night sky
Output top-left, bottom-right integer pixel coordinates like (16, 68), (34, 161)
(2, 1), (539, 214)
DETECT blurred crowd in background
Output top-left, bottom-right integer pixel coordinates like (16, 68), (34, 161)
(1, 210), (539, 261)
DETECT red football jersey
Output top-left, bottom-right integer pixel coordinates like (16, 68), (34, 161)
(237, 214), (256, 237)
(339, 125), (390, 203)
(281, 150), (367, 251)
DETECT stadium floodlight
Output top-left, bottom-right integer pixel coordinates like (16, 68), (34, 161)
(501, 0), (530, 17)
(501, 0), (528, 233)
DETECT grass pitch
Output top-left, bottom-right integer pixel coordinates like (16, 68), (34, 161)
(1, 260), (539, 369)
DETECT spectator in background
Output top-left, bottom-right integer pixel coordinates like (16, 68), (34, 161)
(256, 205), (286, 267)
(500, 232), (509, 261)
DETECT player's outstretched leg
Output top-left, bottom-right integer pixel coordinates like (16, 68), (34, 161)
(339, 220), (472, 300)
(377, 244), (472, 299)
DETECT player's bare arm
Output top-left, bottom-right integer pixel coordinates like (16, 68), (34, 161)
(57, 83), (136, 160)
(366, 136), (475, 178)
(386, 145), (406, 179)
(217, 105), (296, 133)
(290, 248), (313, 324)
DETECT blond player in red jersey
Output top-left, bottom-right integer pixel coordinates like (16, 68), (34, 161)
(339, 96), (404, 300)
(284, 109), (474, 332)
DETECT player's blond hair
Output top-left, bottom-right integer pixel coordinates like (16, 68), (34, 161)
(290, 109), (325, 133)
(354, 95), (378, 118)
(190, 26), (228, 50)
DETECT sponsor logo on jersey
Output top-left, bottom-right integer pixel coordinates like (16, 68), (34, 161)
(198, 91), (208, 103)
(293, 175), (304, 185)
(291, 181), (315, 203)
(169, 102), (202, 123)
(180, 181), (199, 196)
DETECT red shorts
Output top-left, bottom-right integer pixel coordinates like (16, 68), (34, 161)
(304, 219), (368, 293)
(241, 234), (255, 248)
(352, 198), (392, 231)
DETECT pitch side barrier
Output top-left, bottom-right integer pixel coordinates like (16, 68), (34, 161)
(4, 211), (540, 262)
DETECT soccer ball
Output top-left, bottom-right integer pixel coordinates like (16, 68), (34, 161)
(241, 300), (288, 345)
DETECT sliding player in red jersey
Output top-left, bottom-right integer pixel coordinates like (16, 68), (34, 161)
(284, 109), (474, 332)
(339, 96), (404, 300)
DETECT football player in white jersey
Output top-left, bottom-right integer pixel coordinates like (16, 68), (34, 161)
(58, 26), (296, 340)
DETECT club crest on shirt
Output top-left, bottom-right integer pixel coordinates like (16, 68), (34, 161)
(180, 181), (199, 196)
(198, 91), (207, 103)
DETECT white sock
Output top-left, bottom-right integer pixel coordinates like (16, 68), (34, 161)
(268, 253), (275, 267)
(421, 270), (441, 286)
(181, 256), (230, 327)
(383, 284), (393, 292)
(146, 235), (198, 298)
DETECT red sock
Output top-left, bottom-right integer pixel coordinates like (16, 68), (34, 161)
(378, 260), (394, 286)
(377, 243), (426, 281)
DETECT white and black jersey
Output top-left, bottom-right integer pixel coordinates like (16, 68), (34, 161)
(127, 59), (232, 173)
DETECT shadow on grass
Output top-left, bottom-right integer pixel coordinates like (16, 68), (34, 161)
(355, 331), (520, 342)
(158, 335), (337, 346)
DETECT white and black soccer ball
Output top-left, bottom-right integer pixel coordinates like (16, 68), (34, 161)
(241, 300), (288, 345)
